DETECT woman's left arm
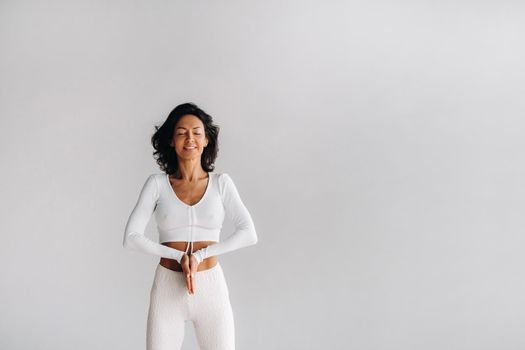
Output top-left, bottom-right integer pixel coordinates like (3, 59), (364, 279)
(192, 173), (258, 263)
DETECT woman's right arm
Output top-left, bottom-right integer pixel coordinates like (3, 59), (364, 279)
(123, 174), (186, 264)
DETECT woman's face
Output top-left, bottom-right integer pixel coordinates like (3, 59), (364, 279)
(171, 114), (209, 161)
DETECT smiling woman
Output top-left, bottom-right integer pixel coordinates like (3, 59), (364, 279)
(123, 102), (258, 350)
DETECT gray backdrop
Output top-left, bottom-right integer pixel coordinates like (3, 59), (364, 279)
(1, 0), (524, 349)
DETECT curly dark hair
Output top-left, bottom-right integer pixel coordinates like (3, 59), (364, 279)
(151, 102), (220, 175)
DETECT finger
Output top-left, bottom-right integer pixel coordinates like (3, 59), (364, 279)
(187, 257), (194, 294)
(186, 273), (191, 293)
(190, 270), (195, 294)
(191, 265), (197, 294)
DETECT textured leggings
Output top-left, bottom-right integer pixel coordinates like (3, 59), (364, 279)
(147, 262), (235, 350)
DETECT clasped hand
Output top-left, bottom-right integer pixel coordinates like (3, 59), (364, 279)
(181, 254), (199, 294)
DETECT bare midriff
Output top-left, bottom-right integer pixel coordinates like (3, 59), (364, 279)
(160, 241), (218, 272)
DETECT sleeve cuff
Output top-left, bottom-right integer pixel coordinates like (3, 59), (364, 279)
(193, 247), (208, 264)
(175, 252), (184, 264)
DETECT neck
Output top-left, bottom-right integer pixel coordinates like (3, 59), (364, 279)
(174, 161), (207, 181)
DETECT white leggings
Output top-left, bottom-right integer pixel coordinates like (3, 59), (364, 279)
(147, 263), (235, 350)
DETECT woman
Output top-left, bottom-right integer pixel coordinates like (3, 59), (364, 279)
(123, 102), (258, 350)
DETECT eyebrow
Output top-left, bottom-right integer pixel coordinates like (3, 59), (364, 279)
(176, 126), (202, 130)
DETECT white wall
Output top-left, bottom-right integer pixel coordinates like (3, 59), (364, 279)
(1, 0), (524, 349)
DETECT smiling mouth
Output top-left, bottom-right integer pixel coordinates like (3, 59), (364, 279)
(184, 146), (196, 150)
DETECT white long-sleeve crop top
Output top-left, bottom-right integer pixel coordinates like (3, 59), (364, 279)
(123, 172), (258, 264)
